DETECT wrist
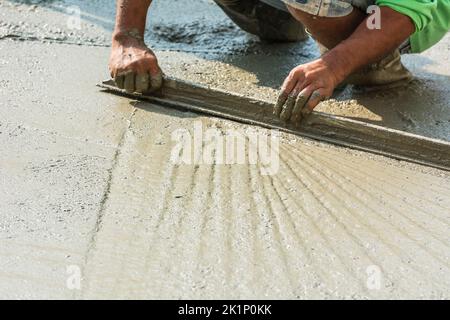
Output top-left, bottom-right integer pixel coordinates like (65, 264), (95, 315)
(321, 45), (357, 85)
(112, 28), (145, 46)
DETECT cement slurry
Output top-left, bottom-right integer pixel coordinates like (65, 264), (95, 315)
(1, 40), (449, 299)
(82, 103), (450, 299)
(0, 0), (449, 299)
(0, 40), (135, 299)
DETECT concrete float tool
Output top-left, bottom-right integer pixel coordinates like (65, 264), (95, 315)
(98, 76), (450, 171)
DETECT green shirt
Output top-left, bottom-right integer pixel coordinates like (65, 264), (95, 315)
(377, 0), (450, 53)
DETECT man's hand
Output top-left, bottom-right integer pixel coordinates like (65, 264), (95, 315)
(109, 30), (163, 93)
(109, 0), (161, 93)
(275, 5), (416, 124)
(274, 57), (344, 125)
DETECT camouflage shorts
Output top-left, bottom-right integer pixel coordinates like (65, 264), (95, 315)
(280, 0), (375, 17)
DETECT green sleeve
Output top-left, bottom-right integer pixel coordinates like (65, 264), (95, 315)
(375, 0), (437, 31)
(376, 0), (450, 53)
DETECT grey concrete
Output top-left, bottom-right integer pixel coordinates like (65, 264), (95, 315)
(0, 0), (449, 299)
(81, 101), (450, 299)
(0, 40), (134, 299)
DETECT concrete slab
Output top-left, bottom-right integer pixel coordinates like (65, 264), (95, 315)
(0, 40), (134, 298)
(1, 0), (449, 299)
(81, 104), (450, 299)
(0, 129), (111, 299)
(0, 39), (448, 299)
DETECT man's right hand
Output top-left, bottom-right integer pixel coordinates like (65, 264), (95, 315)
(109, 31), (163, 94)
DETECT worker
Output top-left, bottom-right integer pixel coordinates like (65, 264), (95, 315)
(109, 0), (450, 124)
(109, 0), (307, 94)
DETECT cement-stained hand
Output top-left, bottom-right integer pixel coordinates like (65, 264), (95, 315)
(274, 57), (339, 125)
(109, 30), (163, 94)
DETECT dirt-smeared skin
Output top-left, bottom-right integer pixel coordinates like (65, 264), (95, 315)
(109, 1), (163, 93)
(273, 5), (416, 121)
(109, 30), (163, 93)
(273, 57), (338, 125)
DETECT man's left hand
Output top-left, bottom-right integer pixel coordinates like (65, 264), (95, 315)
(274, 57), (342, 125)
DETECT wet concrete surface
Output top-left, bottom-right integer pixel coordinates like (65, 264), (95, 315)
(0, 40), (134, 298)
(1, 0), (450, 299)
(2, 0), (450, 140)
(80, 102), (450, 299)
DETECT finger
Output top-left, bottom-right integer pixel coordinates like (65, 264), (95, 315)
(280, 80), (305, 122)
(290, 93), (309, 124)
(114, 75), (125, 89)
(303, 88), (330, 117)
(280, 94), (297, 122)
(124, 72), (135, 93)
(293, 86), (316, 126)
(149, 69), (163, 92)
(273, 91), (288, 116)
(287, 81), (307, 122)
(273, 67), (304, 117)
(281, 70), (304, 95)
(274, 69), (304, 116)
(135, 73), (150, 93)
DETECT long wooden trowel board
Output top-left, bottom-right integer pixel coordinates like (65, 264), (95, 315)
(98, 77), (450, 171)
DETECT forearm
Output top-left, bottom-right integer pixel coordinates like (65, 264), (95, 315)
(323, 6), (415, 82)
(113, 0), (152, 40)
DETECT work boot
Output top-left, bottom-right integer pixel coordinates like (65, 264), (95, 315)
(345, 50), (413, 91)
(214, 0), (308, 42)
(318, 44), (413, 91)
